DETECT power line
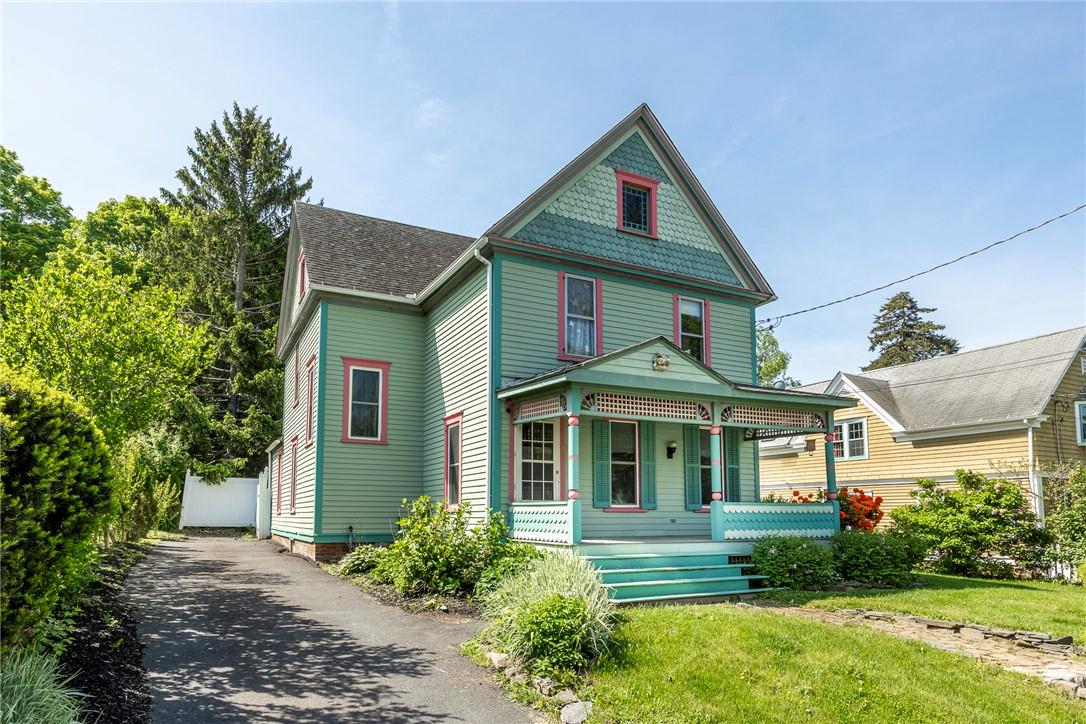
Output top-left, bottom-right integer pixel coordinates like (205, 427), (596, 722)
(838, 351), (1072, 392)
(758, 203), (1086, 328)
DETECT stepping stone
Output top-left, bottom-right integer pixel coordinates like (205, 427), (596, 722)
(959, 627), (987, 641)
(917, 618), (960, 630)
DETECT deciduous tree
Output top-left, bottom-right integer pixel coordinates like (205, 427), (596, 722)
(756, 328), (799, 387)
(0, 146), (72, 283)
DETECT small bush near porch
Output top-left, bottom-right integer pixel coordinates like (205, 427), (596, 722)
(589, 606), (1083, 723)
(763, 573), (1086, 642)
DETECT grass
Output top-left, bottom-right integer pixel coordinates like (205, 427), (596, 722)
(589, 605), (1086, 723)
(762, 573), (1086, 641)
(142, 529), (186, 542)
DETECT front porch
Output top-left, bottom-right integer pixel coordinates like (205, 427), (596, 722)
(497, 338), (854, 600)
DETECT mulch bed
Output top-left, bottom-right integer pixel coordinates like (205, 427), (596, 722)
(322, 563), (482, 619)
(58, 542), (152, 724)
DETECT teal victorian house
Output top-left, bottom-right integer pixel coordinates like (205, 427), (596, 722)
(269, 105), (854, 602)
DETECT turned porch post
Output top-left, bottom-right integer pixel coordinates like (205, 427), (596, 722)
(710, 422), (725, 541)
(566, 387), (582, 544)
(824, 410), (841, 531)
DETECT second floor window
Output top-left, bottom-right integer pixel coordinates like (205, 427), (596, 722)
(678, 297), (708, 362)
(348, 367), (382, 440)
(563, 274), (598, 358)
(832, 418), (867, 460)
(305, 358), (316, 444)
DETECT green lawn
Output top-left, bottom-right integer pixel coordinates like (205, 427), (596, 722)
(589, 606), (1085, 724)
(762, 574), (1086, 641)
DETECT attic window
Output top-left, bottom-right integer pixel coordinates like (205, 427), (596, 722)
(615, 170), (658, 237)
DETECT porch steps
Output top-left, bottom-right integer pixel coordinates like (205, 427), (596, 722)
(612, 587), (780, 605)
(582, 542), (769, 603)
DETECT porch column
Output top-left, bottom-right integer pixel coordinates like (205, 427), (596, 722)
(824, 411), (841, 531)
(566, 388), (582, 544)
(710, 424), (725, 541)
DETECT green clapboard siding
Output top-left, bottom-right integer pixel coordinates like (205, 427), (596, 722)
(319, 302), (426, 540)
(422, 267), (491, 521)
(272, 304), (322, 538)
(499, 257), (754, 384)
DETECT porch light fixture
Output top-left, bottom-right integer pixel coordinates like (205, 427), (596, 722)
(666, 440), (679, 459)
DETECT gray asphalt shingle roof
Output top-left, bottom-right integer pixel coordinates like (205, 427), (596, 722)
(797, 328), (1085, 432)
(293, 202), (475, 297)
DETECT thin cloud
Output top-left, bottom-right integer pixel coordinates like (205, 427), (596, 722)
(416, 98), (447, 129)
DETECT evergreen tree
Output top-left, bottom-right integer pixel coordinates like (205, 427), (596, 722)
(162, 103), (312, 475)
(863, 291), (959, 371)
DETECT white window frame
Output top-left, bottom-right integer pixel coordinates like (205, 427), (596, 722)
(678, 296), (707, 362)
(1076, 401), (1086, 446)
(346, 364), (383, 442)
(832, 417), (869, 461)
(609, 420), (640, 508)
(564, 274), (598, 358)
(304, 358), (316, 445)
(516, 421), (560, 502)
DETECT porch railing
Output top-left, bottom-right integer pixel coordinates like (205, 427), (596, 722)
(509, 502), (572, 545)
(718, 502), (837, 540)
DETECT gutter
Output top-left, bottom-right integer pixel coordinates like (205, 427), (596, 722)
(474, 249), (493, 513)
(1026, 420), (1045, 522)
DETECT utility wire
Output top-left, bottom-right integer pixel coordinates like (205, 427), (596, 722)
(836, 351), (1072, 392)
(758, 203), (1086, 328)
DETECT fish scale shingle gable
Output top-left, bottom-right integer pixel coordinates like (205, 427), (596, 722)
(293, 202), (475, 297)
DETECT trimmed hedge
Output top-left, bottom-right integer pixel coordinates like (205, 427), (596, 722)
(751, 535), (837, 589)
(832, 530), (926, 587)
(1, 365), (112, 649)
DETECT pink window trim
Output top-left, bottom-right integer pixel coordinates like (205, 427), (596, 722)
(605, 418), (641, 510)
(275, 447), (283, 515)
(297, 253), (307, 302)
(304, 354), (317, 446)
(557, 271), (604, 362)
(672, 294), (712, 366)
(443, 412), (464, 505)
(508, 417), (565, 504)
(289, 437), (298, 514)
(615, 169), (659, 239)
(341, 357), (390, 444)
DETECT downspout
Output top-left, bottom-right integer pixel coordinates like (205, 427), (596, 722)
(1026, 421), (1044, 522)
(474, 249), (493, 514)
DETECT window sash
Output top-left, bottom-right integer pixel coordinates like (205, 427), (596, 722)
(347, 367), (382, 440)
(1076, 401), (1086, 445)
(609, 421), (639, 506)
(564, 275), (597, 357)
(305, 362), (316, 443)
(699, 427), (714, 506)
(289, 440), (298, 514)
(832, 419), (867, 460)
(446, 421), (461, 504)
(518, 421), (557, 501)
(621, 184), (650, 233)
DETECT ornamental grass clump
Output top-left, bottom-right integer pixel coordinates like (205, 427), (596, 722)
(0, 648), (84, 724)
(751, 535), (836, 589)
(481, 552), (615, 679)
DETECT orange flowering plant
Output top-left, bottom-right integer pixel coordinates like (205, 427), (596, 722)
(838, 487), (884, 532)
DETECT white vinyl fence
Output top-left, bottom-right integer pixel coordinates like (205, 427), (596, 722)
(256, 465), (272, 539)
(179, 473), (259, 529)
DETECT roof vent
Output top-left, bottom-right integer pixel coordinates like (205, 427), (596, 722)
(773, 380), (787, 390)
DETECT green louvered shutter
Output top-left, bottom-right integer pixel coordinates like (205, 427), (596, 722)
(639, 421), (656, 510)
(725, 427), (741, 501)
(592, 419), (611, 508)
(683, 425), (702, 510)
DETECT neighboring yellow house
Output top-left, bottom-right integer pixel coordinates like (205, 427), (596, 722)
(760, 327), (1086, 519)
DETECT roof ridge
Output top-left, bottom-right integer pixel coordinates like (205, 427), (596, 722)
(856, 326), (1085, 376)
(294, 201), (475, 241)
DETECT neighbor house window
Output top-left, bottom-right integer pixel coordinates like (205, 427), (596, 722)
(341, 358), (390, 443)
(1076, 401), (1086, 446)
(305, 356), (316, 444)
(559, 272), (601, 360)
(832, 418), (868, 460)
(519, 421), (558, 501)
(615, 170), (658, 237)
(289, 438), (298, 514)
(699, 428), (715, 506)
(444, 414), (462, 505)
(674, 295), (711, 364)
(610, 421), (639, 506)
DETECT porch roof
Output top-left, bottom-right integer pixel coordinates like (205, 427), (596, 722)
(497, 336), (856, 411)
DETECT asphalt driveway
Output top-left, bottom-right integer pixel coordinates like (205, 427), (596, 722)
(125, 536), (539, 723)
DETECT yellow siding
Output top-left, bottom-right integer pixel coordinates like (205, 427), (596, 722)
(1033, 354), (1086, 470)
(760, 398), (1031, 514)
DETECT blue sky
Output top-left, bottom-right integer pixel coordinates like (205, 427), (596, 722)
(4, 1), (1084, 382)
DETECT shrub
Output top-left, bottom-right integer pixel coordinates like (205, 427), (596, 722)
(751, 535), (837, 589)
(152, 479), (182, 532)
(1044, 464), (1086, 578)
(474, 542), (543, 596)
(0, 648), (84, 724)
(339, 545), (388, 577)
(482, 552), (615, 677)
(1, 365), (113, 649)
(838, 487), (884, 531)
(891, 470), (1051, 577)
(832, 529), (925, 587)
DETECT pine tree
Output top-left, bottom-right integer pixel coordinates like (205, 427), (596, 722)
(863, 291), (959, 371)
(162, 104), (313, 475)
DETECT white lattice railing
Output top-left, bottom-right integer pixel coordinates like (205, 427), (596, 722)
(509, 502), (571, 545)
(719, 502), (837, 540)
